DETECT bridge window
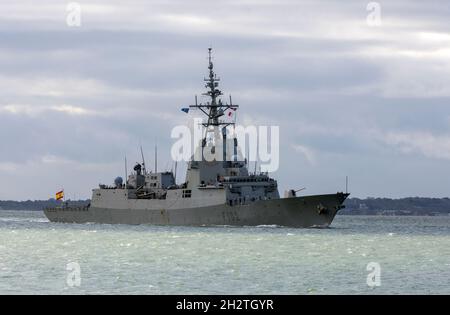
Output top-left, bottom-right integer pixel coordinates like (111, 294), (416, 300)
(182, 190), (192, 198)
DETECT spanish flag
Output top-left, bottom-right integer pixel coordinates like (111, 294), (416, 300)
(56, 190), (64, 201)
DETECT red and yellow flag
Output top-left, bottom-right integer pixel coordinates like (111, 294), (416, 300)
(56, 190), (64, 201)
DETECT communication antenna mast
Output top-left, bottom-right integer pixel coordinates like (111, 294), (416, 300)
(246, 144), (249, 167)
(154, 143), (158, 173)
(125, 156), (128, 185)
(140, 146), (146, 174)
(174, 161), (178, 184)
(346, 176), (349, 194)
(188, 48), (239, 137)
(254, 141), (259, 174)
(187, 48), (240, 165)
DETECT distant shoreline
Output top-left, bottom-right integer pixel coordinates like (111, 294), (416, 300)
(1, 197), (449, 216)
(341, 197), (450, 216)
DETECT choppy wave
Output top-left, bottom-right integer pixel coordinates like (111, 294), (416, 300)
(0, 211), (449, 294)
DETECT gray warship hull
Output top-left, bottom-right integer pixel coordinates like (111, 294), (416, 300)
(44, 193), (348, 228)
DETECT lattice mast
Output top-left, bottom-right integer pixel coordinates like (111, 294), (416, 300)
(189, 48), (239, 131)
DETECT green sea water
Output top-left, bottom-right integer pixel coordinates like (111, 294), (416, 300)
(0, 210), (449, 294)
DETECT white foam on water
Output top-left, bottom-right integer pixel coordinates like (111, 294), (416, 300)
(0, 212), (449, 294)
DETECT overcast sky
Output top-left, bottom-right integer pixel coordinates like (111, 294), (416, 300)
(0, 0), (449, 200)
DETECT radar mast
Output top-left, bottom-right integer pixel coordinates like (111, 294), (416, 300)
(189, 48), (239, 131)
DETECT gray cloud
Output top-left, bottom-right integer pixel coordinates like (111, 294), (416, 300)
(0, 0), (449, 200)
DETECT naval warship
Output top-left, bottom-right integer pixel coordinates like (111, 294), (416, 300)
(44, 49), (349, 227)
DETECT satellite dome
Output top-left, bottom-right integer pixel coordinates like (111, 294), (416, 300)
(114, 176), (123, 187)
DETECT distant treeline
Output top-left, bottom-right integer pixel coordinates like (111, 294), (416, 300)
(0, 197), (449, 216)
(342, 197), (450, 216)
